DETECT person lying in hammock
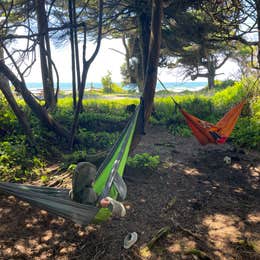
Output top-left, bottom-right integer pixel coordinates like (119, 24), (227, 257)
(209, 130), (228, 144)
(69, 162), (126, 217)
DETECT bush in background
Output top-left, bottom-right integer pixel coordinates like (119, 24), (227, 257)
(101, 71), (126, 94)
(153, 77), (260, 150)
(127, 153), (160, 171)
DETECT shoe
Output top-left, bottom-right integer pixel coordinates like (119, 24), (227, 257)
(106, 197), (126, 217)
(124, 232), (138, 249)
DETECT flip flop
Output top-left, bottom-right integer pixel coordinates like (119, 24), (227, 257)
(124, 232), (138, 249)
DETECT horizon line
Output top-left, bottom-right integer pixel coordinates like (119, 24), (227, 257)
(25, 81), (208, 84)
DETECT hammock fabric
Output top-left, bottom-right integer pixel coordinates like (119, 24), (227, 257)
(0, 100), (144, 225)
(180, 100), (246, 145)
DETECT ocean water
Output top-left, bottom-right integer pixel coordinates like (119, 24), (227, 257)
(26, 81), (207, 93)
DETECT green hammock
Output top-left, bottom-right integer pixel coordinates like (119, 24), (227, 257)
(0, 101), (143, 226)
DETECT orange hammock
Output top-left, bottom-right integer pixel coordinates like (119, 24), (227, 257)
(179, 100), (246, 145)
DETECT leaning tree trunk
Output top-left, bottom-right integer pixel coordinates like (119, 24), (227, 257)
(0, 49), (34, 144)
(0, 79), (35, 144)
(142, 0), (163, 121)
(35, 0), (56, 110)
(0, 60), (71, 140)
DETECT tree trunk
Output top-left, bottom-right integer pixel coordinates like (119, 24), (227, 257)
(124, 36), (143, 92)
(0, 50), (34, 144)
(122, 33), (131, 83)
(68, 0), (77, 109)
(207, 55), (216, 89)
(0, 60), (71, 140)
(256, 0), (260, 67)
(35, 0), (56, 110)
(69, 0), (103, 148)
(135, 38), (145, 92)
(142, 0), (163, 121)
(208, 72), (215, 89)
(137, 6), (151, 90)
(72, 0), (81, 93)
(0, 79), (35, 144)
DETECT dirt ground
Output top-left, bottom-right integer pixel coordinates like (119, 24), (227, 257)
(0, 125), (259, 259)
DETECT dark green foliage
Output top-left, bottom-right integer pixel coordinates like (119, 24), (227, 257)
(127, 153), (160, 170)
(180, 97), (214, 118)
(0, 95), (20, 136)
(0, 135), (44, 182)
(52, 107), (74, 127)
(232, 117), (260, 150)
(169, 125), (191, 137)
(162, 8), (234, 88)
(62, 150), (88, 166)
(214, 79), (235, 89)
(77, 130), (119, 150)
(53, 109), (127, 132)
(78, 113), (127, 132)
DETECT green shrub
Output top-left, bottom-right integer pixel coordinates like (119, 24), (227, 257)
(214, 79), (235, 89)
(127, 153), (160, 170)
(212, 81), (245, 111)
(0, 94), (20, 136)
(181, 96), (213, 118)
(169, 125), (192, 137)
(78, 112), (127, 132)
(77, 129), (119, 150)
(62, 150), (88, 165)
(232, 117), (260, 150)
(101, 71), (126, 93)
(0, 136), (45, 181)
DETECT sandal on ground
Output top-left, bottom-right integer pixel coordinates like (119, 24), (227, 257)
(105, 197), (126, 217)
(124, 232), (138, 249)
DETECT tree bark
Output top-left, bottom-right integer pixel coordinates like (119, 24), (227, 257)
(68, 0), (77, 109)
(142, 0), (163, 121)
(122, 33), (132, 83)
(35, 0), (56, 110)
(72, 0), (81, 93)
(208, 71), (215, 89)
(207, 55), (216, 89)
(134, 38), (145, 92)
(256, 0), (260, 67)
(138, 8), (151, 90)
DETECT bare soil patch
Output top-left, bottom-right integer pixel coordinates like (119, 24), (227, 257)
(0, 125), (259, 259)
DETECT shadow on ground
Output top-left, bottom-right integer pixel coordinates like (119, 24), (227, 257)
(0, 125), (259, 259)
